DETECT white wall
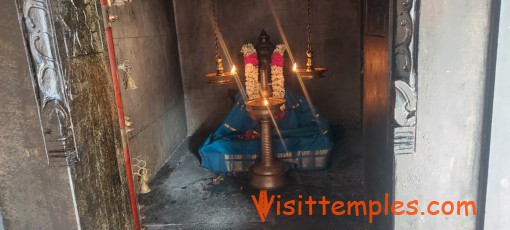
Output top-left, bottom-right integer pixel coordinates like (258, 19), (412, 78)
(484, 0), (510, 228)
(394, 0), (492, 229)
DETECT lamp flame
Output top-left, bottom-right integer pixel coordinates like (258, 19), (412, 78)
(231, 65), (236, 74)
(293, 63), (297, 72)
(263, 99), (269, 106)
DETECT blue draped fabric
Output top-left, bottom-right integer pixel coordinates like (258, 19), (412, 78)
(199, 87), (334, 173)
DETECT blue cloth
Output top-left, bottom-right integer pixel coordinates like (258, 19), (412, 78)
(199, 87), (334, 173)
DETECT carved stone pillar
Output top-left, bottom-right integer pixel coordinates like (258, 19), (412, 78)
(19, 0), (134, 228)
(21, 0), (105, 165)
(393, 0), (419, 155)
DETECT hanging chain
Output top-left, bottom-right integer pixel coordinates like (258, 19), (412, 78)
(306, 0), (312, 53)
(211, 0), (221, 59)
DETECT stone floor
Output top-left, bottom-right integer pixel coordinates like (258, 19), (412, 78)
(139, 129), (365, 230)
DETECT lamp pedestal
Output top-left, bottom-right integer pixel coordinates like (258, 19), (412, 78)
(249, 117), (287, 190)
(246, 97), (287, 190)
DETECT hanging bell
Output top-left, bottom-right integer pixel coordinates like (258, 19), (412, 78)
(139, 173), (151, 194)
(125, 73), (138, 90)
(117, 59), (137, 89)
(125, 117), (133, 127)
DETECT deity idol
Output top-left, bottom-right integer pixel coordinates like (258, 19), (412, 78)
(199, 31), (334, 173)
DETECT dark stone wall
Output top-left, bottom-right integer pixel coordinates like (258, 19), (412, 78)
(67, 50), (134, 229)
(174, 0), (362, 136)
(55, 1), (135, 228)
(110, 0), (188, 177)
(0, 0), (77, 229)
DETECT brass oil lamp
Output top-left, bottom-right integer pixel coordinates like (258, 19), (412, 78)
(246, 66), (287, 190)
(203, 0), (235, 85)
(293, 0), (327, 79)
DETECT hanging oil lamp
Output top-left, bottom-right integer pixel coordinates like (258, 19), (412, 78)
(293, 0), (327, 80)
(203, 0), (235, 85)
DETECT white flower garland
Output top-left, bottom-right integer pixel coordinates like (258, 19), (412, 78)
(241, 43), (286, 104)
(245, 64), (260, 99)
(241, 44), (260, 100)
(271, 44), (285, 99)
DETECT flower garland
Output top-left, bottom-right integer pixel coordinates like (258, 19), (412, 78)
(270, 44), (285, 99)
(241, 43), (286, 102)
(241, 44), (260, 100)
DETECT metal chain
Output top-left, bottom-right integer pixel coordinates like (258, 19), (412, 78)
(211, 0), (221, 59)
(307, 0), (312, 52)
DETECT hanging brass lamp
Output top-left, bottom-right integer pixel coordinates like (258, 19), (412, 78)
(293, 0), (326, 80)
(203, 0), (235, 85)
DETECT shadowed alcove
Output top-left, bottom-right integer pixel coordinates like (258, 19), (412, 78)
(109, 0), (368, 228)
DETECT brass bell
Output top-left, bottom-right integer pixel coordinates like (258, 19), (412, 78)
(108, 14), (119, 23)
(125, 73), (138, 90)
(125, 116), (133, 127)
(139, 172), (151, 194)
(117, 59), (137, 90)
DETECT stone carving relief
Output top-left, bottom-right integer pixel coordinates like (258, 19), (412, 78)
(393, 0), (418, 154)
(21, 0), (104, 164)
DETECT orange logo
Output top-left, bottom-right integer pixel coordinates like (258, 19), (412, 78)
(251, 191), (476, 223)
(251, 190), (274, 222)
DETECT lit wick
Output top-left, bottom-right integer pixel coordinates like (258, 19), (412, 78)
(293, 63), (297, 72)
(263, 99), (269, 106)
(231, 65), (236, 74)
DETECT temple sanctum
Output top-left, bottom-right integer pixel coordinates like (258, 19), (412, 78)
(0, 0), (508, 229)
